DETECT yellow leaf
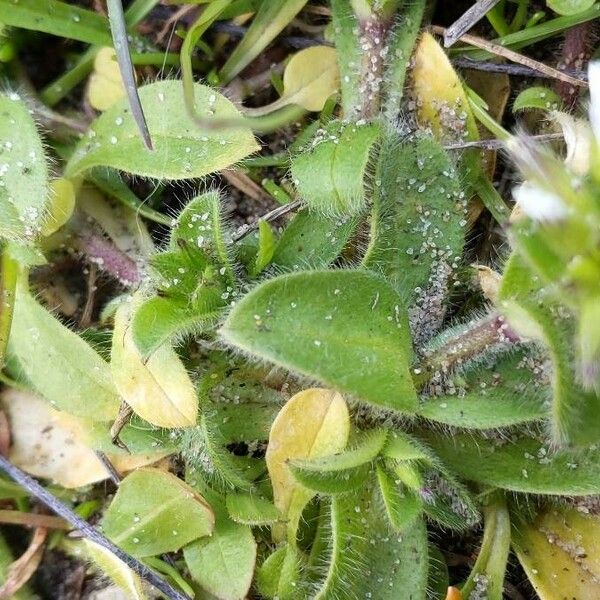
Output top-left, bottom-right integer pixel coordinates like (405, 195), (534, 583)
(244, 46), (339, 116)
(266, 388), (349, 542)
(87, 47), (127, 111)
(513, 504), (600, 600)
(412, 33), (478, 143)
(2, 389), (164, 488)
(41, 178), (76, 237)
(111, 295), (198, 428)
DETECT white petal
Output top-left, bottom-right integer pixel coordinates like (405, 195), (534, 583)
(588, 61), (600, 141)
(512, 182), (568, 222)
(553, 111), (592, 175)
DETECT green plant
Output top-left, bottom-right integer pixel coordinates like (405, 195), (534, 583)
(1, 1), (600, 599)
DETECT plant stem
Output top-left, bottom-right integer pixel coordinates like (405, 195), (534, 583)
(0, 455), (191, 600)
(0, 251), (18, 371)
(412, 314), (520, 390)
(0, 510), (70, 530)
(461, 491), (511, 600)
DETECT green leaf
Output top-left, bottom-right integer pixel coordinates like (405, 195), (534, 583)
(8, 285), (120, 420)
(422, 430), (600, 495)
(314, 479), (429, 599)
(363, 135), (466, 305)
(291, 120), (380, 215)
(0, 0), (111, 45)
(330, 0), (361, 117)
(225, 493), (281, 526)
(184, 494), (256, 600)
(102, 468), (214, 557)
(420, 465), (480, 530)
(500, 253), (600, 447)
(417, 351), (547, 429)
(249, 220), (276, 277)
(547, 0), (595, 15)
(256, 544), (303, 600)
(382, 431), (431, 461)
(288, 429), (387, 494)
(376, 464), (422, 531)
(131, 296), (221, 359)
(381, 0), (426, 123)
(513, 86), (563, 112)
(170, 191), (233, 279)
(0, 91), (48, 244)
(219, 0), (308, 83)
(182, 401), (260, 491)
(221, 270), (418, 413)
(271, 209), (358, 270)
(65, 81), (258, 179)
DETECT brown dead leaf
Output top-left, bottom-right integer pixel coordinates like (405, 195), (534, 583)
(0, 411), (10, 458)
(0, 527), (47, 600)
(2, 389), (168, 488)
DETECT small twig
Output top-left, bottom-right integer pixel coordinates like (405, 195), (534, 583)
(0, 455), (191, 600)
(221, 169), (271, 205)
(444, 0), (504, 48)
(107, 0), (153, 150)
(94, 451), (122, 485)
(444, 132), (565, 151)
(0, 510), (70, 530)
(110, 402), (134, 451)
(79, 263), (98, 329)
(232, 200), (303, 242)
(430, 25), (588, 88)
(452, 57), (587, 81)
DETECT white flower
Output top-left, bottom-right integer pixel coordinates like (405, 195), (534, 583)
(588, 61), (600, 142)
(512, 181), (568, 222)
(552, 112), (592, 176)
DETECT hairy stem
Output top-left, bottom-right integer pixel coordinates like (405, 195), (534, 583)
(413, 313), (520, 389)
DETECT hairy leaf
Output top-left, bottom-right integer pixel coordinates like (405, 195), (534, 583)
(363, 134), (466, 308)
(423, 431), (600, 495)
(66, 81), (258, 179)
(271, 209), (358, 270)
(221, 270), (418, 412)
(288, 429), (387, 494)
(417, 351), (548, 429)
(291, 120), (380, 215)
(226, 493), (281, 526)
(0, 91), (48, 243)
(314, 478), (428, 599)
(81, 540), (146, 600)
(376, 464), (423, 532)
